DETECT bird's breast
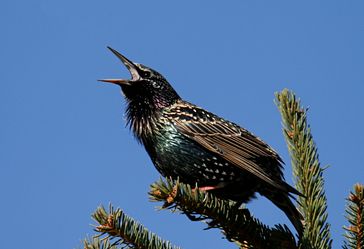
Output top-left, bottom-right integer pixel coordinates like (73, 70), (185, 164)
(141, 120), (244, 187)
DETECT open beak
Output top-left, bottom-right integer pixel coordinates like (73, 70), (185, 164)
(99, 47), (140, 86)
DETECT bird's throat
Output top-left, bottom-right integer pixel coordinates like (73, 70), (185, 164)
(125, 99), (160, 141)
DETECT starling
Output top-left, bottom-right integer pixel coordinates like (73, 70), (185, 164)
(100, 47), (304, 235)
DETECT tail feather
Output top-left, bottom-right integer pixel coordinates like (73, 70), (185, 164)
(264, 190), (304, 236)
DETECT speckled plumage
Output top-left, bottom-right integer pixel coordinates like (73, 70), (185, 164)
(101, 47), (304, 235)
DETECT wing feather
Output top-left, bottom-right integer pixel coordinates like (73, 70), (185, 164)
(165, 101), (289, 192)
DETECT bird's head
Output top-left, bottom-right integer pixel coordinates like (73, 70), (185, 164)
(100, 47), (181, 138)
(100, 47), (180, 110)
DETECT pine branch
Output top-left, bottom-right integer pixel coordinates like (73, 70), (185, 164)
(84, 237), (119, 249)
(343, 183), (364, 249)
(275, 89), (332, 249)
(149, 178), (298, 249)
(92, 204), (181, 249)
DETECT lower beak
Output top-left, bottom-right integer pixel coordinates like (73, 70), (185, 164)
(98, 79), (131, 85)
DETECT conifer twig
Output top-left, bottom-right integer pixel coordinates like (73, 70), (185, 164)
(84, 237), (118, 249)
(92, 204), (181, 249)
(149, 178), (297, 249)
(275, 89), (332, 249)
(343, 183), (364, 249)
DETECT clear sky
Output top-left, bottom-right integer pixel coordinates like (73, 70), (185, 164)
(1, 1), (363, 248)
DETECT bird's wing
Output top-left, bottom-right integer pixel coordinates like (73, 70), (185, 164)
(164, 102), (289, 192)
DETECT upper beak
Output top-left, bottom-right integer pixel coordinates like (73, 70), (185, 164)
(99, 47), (140, 85)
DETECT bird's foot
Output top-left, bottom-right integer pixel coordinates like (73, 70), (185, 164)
(198, 186), (219, 191)
(194, 182), (226, 192)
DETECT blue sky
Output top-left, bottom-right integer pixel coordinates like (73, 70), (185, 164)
(1, 1), (363, 248)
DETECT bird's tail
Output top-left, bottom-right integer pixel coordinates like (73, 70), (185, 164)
(264, 190), (304, 236)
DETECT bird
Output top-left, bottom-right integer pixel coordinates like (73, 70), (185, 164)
(100, 46), (304, 235)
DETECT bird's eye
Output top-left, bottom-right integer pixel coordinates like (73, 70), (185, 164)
(152, 81), (160, 88)
(141, 70), (151, 78)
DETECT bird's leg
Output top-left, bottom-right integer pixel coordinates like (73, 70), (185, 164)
(194, 182), (227, 192)
(198, 186), (220, 191)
